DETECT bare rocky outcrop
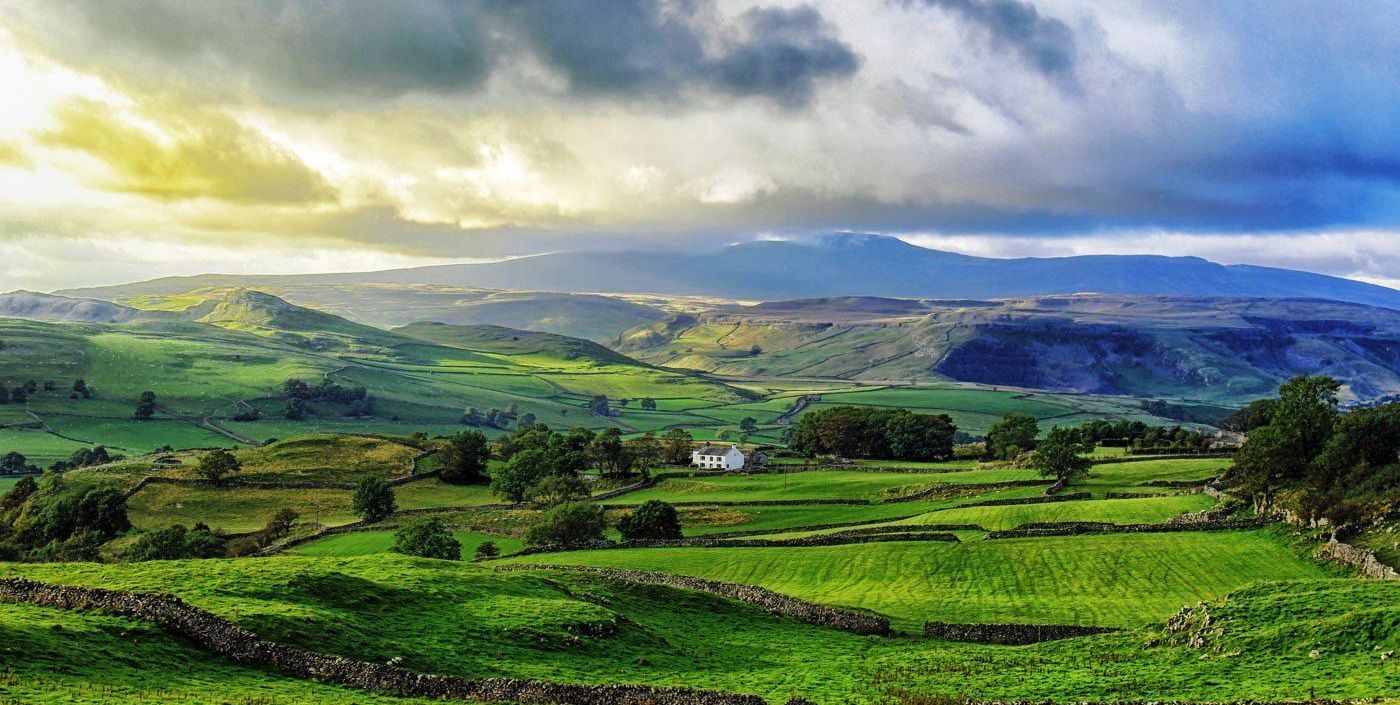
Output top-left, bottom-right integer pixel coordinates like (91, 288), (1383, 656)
(497, 565), (891, 636)
(0, 578), (765, 705)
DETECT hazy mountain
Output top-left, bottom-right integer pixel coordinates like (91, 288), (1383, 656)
(0, 290), (167, 323)
(60, 234), (1400, 310)
(65, 283), (668, 342)
(618, 294), (1400, 402)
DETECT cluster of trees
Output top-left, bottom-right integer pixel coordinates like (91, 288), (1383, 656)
(489, 424), (672, 504)
(787, 406), (957, 461)
(0, 473), (130, 561)
(0, 379), (93, 405)
(225, 509), (299, 557)
(196, 449), (242, 484)
(1230, 375), (1399, 527)
(1, 452), (39, 475)
(127, 523), (226, 561)
(49, 446), (122, 472)
(461, 406), (527, 429)
(1059, 419), (1215, 454)
(282, 378), (375, 419)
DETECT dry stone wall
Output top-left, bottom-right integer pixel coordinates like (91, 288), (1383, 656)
(0, 578), (766, 705)
(923, 620), (1120, 645)
(497, 565), (891, 635)
(1315, 539), (1400, 580)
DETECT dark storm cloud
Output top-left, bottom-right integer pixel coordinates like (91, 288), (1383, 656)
(903, 0), (1077, 89)
(36, 0), (858, 107)
(46, 0), (496, 100)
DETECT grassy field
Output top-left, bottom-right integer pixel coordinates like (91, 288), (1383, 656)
(126, 483), (358, 532)
(617, 468), (1046, 504)
(504, 529), (1327, 629)
(1, 556), (1388, 704)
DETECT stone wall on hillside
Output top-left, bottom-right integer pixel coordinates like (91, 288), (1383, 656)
(1314, 539), (1400, 580)
(496, 565), (891, 635)
(0, 578), (765, 705)
(923, 621), (1120, 645)
(886, 479), (1055, 504)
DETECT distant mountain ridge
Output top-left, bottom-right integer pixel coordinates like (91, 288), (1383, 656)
(58, 233), (1400, 310)
(618, 294), (1400, 402)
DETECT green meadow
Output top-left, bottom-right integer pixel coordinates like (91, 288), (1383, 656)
(1, 556), (1391, 704)
(504, 530), (1328, 630)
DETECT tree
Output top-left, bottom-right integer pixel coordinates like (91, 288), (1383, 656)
(739, 417), (758, 433)
(528, 474), (591, 507)
(474, 540), (501, 559)
(1218, 398), (1277, 434)
(265, 508), (299, 538)
(629, 432), (662, 478)
(749, 345), (762, 356)
(663, 428), (693, 465)
(196, 449), (241, 484)
(72, 379), (92, 399)
(588, 395), (611, 417)
(517, 412), (536, 427)
(391, 517), (461, 560)
(1, 452), (30, 474)
(590, 428), (625, 475)
(461, 406), (485, 426)
(639, 398), (657, 410)
(492, 448), (551, 502)
(441, 430), (491, 484)
(134, 391), (157, 419)
(1031, 427), (1093, 484)
(617, 500), (682, 541)
(986, 413), (1039, 460)
(524, 502), (606, 548)
(0, 387), (8, 404)
(284, 397), (307, 420)
(352, 477), (396, 522)
(1232, 375), (1341, 508)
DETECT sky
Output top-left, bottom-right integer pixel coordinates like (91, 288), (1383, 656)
(0, 0), (1398, 291)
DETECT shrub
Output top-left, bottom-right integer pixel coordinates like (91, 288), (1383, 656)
(474, 540), (501, 559)
(391, 517), (461, 560)
(525, 502), (606, 548)
(352, 477), (396, 522)
(617, 500), (682, 541)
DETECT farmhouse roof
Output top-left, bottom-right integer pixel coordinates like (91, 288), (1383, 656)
(693, 445), (737, 456)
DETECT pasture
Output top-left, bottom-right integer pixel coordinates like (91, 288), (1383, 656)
(504, 530), (1327, 629)
(2, 556), (1389, 704)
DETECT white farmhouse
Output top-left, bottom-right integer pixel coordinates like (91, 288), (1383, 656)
(691, 444), (756, 470)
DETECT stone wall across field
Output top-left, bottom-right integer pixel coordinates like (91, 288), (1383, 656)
(507, 531), (961, 557)
(923, 620), (1120, 645)
(985, 518), (1269, 539)
(958, 492), (1092, 509)
(701, 513), (932, 539)
(886, 479), (1056, 504)
(0, 578), (765, 705)
(123, 470), (439, 498)
(599, 498), (872, 509)
(496, 565), (891, 636)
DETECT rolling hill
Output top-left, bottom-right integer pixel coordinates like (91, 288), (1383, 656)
(617, 294), (1400, 402)
(60, 233), (1400, 309)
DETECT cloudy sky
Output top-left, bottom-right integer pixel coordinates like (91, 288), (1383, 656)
(0, 0), (1397, 291)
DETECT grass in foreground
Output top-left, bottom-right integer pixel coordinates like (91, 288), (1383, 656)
(0, 555), (1390, 704)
